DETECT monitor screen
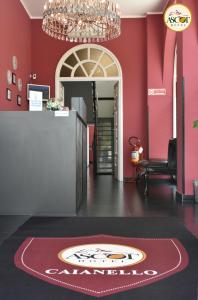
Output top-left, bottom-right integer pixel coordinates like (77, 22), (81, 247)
(27, 84), (50, 101)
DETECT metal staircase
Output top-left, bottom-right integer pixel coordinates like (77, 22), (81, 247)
(96, 118), (114, 174)
(92, 82), (114, 175)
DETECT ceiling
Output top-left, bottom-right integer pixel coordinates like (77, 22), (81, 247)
(20, 0), (169, 19)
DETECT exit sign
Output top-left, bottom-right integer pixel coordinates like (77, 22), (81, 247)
(148, 89), (166, 96)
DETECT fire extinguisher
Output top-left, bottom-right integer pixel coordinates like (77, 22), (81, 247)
(128, 136), (143, 165)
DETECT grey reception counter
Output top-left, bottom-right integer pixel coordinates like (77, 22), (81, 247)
(0, 111), (87, 216)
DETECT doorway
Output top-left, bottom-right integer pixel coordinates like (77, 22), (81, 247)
(61, 80), (117, 176)
(55, 44), (123, 181)
(93, 81), (117, 175)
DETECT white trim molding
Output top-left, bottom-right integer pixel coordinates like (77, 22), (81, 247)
(19, 2), (165, 20)
(20, 0), (32, 17)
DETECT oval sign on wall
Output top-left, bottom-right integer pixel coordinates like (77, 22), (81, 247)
(164, 4), (192, 32)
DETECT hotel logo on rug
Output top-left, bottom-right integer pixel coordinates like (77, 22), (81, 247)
(15, 235), (189, 297)
(164, 4), (192, 32)
(58, 244), (146, 268)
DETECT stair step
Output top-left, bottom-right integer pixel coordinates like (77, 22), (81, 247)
(98, 136), (113, 138)
(98, 161), (113, 164)
(98, 130), (113, 132)
(97, 168), (113, 173)
(97, 144), (112, 147)
(97, 169), (113, 174)
(98, 148), (113, 151)
(97, 155), (113, 158)
(97, 168), (113, 171)
(98, 139), (112, 143)
(98, 140), (113, 142)
(97, 151), (113, 154)
(97, 158), (113, 161)
(97, 127), (112, 130)
(97, 132), (113, 135)
(97, 145), (113, 151)
(97, 158), (113, 162)
(98, 154), (113, 157)
(97, 125), (112, 127)
(97, 128), (113, 130)
(97, 162), (113, 167)
(97, 122), (112, 125)
(98, 143), (113, 145)
(98, 146), (112, 150)
(97, 140), (112, 144)
(98, 134), (113, 140)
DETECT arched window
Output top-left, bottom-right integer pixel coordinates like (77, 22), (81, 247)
(57, 44), (120, 79)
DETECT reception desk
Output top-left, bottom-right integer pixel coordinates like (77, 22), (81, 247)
(0, 111), (87, 216)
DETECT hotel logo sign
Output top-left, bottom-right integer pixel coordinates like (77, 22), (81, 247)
(164, 4), (192, 32)
(58, 243), (146, 268)
(15, 235), (189, 297)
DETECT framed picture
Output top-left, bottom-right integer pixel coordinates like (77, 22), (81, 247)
(12, 56), (18, 71)
(12, 73), (16, 85)
(17, 95), (22, 106)
(7, 70), (12, 85)
(6, 88), (12, 101)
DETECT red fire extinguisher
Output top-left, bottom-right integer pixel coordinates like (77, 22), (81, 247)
(128, 136), (143, 165)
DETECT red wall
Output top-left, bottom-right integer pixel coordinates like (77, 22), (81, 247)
(0, 1), (196, 195)
(146, 15), (175, 159)
(0, 0), (31, 111)
(31, 19), (148, 178)
(177, 0), (198, 195)
(0, 3), (176, 180)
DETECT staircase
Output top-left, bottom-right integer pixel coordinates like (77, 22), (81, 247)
(96, 118), (114, 174)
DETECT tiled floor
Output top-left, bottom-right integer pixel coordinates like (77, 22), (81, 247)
(0, 215), (30, 246)
(78, 169), (198, 238)
(0, 170), (198, 243)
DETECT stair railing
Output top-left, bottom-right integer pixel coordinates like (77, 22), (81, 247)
(92, 82), (98, 174)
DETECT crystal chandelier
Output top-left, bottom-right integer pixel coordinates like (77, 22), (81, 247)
(42, 0), (121, 43)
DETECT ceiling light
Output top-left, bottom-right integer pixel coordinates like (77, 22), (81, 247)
(42, 0), (121, 43)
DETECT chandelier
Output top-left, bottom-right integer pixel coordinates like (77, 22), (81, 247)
(42, 0), (121, 43)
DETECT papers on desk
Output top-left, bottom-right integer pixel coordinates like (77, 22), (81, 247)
(54, 110), (69, 117)
(29, 91), (43, 111)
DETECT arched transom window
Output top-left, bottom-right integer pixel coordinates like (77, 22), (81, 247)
(59, 45), (119, 78)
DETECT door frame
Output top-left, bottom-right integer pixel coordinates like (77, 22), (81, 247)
(55, 45), (123, 181)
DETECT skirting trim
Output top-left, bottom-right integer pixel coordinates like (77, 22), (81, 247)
(176, 191), (195, 203)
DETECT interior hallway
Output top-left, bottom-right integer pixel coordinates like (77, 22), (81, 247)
(1, 171), (198, 247)
(78, 170), (198, 238)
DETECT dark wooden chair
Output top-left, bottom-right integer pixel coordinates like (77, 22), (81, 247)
(137, 138), (177, 194)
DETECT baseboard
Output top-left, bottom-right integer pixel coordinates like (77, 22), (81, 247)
(124, 177), (137, 182)
(0, 210), (77, 217)
(176, 191), (195, 203)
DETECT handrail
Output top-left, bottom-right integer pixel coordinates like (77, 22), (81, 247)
(92, 82), (98, 174)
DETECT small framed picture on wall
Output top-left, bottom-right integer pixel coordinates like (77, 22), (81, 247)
(17, 95), (22, 106)
(6, 88), (12, 101)
(12, 73), (16, 85)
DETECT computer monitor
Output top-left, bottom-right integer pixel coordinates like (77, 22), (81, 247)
(27, 84), (50, 101)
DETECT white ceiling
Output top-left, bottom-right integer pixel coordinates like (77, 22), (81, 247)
(20, 0), (169, 19)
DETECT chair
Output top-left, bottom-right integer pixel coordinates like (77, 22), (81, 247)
(137, 138), (177, 194)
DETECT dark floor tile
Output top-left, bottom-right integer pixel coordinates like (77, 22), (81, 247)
(0, 216), (30, 244)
